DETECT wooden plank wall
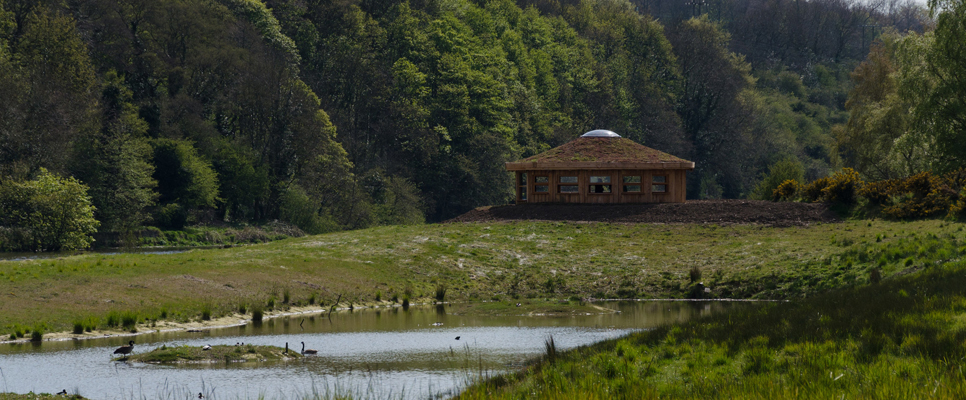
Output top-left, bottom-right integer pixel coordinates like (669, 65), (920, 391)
(518, 169), (687, 203)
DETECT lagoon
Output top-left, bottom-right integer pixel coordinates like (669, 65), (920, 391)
(0, 301), (747, 399)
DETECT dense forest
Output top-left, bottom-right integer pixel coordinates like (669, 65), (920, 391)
(1, 0), (963, 250)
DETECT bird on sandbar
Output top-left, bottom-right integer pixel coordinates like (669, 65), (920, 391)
(455, 336), (460, 340)
(301, 341), (318, 355)
(113, 340), (135, 356)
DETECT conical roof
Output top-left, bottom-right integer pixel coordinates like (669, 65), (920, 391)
(506, 131), (694, 171)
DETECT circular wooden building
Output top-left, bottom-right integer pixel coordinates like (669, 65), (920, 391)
(505, 130), (694, 204)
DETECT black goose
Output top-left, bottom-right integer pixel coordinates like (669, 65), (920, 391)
(113, 340), (135, 355)
(301, 341), (318, 355)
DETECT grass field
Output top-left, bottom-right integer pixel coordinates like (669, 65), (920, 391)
(455, 235), (966, 399)
(1, 219), (962, 340)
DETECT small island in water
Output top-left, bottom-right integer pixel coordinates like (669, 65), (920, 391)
(114, 344), (303, 364)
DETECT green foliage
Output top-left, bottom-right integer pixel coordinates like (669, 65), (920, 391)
(773, 180), (803, 202)
(73, 71), (157, 233)
(151, 139), (219, 211)
(279, 184), (336, 235)
(822, 168), (864, 206)
(753, 158), (805, 200)
(0, 169), (98, 251)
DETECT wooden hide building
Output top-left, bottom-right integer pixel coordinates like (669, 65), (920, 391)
(505, 130), (694, 204)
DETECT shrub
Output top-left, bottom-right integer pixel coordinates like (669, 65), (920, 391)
(754, 158), (805, 200)
(252, 306), (264, 322)
(0, 169), (99, 251)
(860, 178), (905, 206)
(772, 179), (803, 201)
(802, 176), (831, 202)
(201, 305), (212, 321)
(821, 168), (864, 205)
(105, 311), (121, 328)
(73, 321), (85, 335)
(881, 172), (950, 219)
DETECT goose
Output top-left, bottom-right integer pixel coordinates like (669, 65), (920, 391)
(301, 341), (317, 355)
(113, 340), (135, 355)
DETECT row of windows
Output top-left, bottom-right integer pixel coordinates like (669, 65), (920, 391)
(518, 173), (667, 199)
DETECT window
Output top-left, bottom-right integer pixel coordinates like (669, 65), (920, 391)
(589, 176), (612, 194)
(518, 173), (528, 201)
(535, 176), (549, 183)
(623, 176), (642, 193)
(560, 176), (577, 183)
(535, 185), (549, 193)
(559, 185), (578, 193)
(652, 175), (667, 193)
(559, 176), (578, 194)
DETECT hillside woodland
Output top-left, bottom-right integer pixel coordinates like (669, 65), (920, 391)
(0, 0), (963, 250)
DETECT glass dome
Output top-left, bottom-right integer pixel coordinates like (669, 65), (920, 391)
(581, 129), (621, 138)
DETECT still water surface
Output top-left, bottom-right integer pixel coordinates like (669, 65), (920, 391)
(0, 301), (746, 399)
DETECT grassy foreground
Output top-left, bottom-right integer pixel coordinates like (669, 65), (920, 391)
(456, 244), (966, 399)
(1, 219), (963, 338)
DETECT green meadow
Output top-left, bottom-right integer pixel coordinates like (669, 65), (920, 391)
(0, 219), (962, 342)
(456, 232), (966, 399)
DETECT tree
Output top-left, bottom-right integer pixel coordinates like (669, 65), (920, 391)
(669, 15), (755, 198)
(73, 71), (158, 232)
(0, 169), (99, 251)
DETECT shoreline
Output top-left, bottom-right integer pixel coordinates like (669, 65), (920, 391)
(0, 298), (783, 346)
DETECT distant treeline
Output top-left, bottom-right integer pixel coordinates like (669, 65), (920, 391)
(0, 0), (960, 249)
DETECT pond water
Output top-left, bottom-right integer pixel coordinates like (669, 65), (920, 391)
(0, 301), (748, 400)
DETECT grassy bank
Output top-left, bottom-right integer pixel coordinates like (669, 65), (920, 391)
(1, 219), (962, 339)
(455, 240), (966, 399)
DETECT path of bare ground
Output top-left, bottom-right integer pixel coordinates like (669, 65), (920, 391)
(447, 199), (840, 227)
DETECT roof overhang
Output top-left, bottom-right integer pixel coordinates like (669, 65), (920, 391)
(505, 161), (695, 171)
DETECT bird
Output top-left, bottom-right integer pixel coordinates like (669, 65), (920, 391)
(197, 393), (204, 399)
(301, 341), (317, 355)
(202, 344), (211, 351)
(113, 340), (135, 356)
(56, 390), (67, 395)
(455, 336), (460, 340)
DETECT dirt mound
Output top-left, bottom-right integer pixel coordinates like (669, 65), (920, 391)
(447, 200), (839, 226)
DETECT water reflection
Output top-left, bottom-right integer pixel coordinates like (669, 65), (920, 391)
(0, 301), (748, 399)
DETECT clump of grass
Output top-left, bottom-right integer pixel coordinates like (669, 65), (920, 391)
(435, 283), (447, 303)
(30, 325), (44, 342)
(308, 292), (317, 305)
(159, 308), (168, 319)
(391, 293), (399, 303)
(402, 295), (410, 310)
(689, 266), (702, 283)
(238, 303), (247, 314)
(544, 335), (557, 364)
(72, 320), (85, 334)
(121, 311), (139, 330)
(200, 305), (212, 321)
(266, 297), (276, 310)
(283, 288), (291, 304)
(375, 290), (382, 302)
(251, 305), (264, 322)
(870, 268), (882, 284)
(105, 311), (121, 328)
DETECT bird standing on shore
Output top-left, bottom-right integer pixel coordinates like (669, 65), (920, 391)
(301, 342), (317, 355)
(113, 341), (135, 356)
(202, 344), (212, 351)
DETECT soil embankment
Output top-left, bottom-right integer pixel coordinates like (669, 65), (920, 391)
(447, 199), (839, 227)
